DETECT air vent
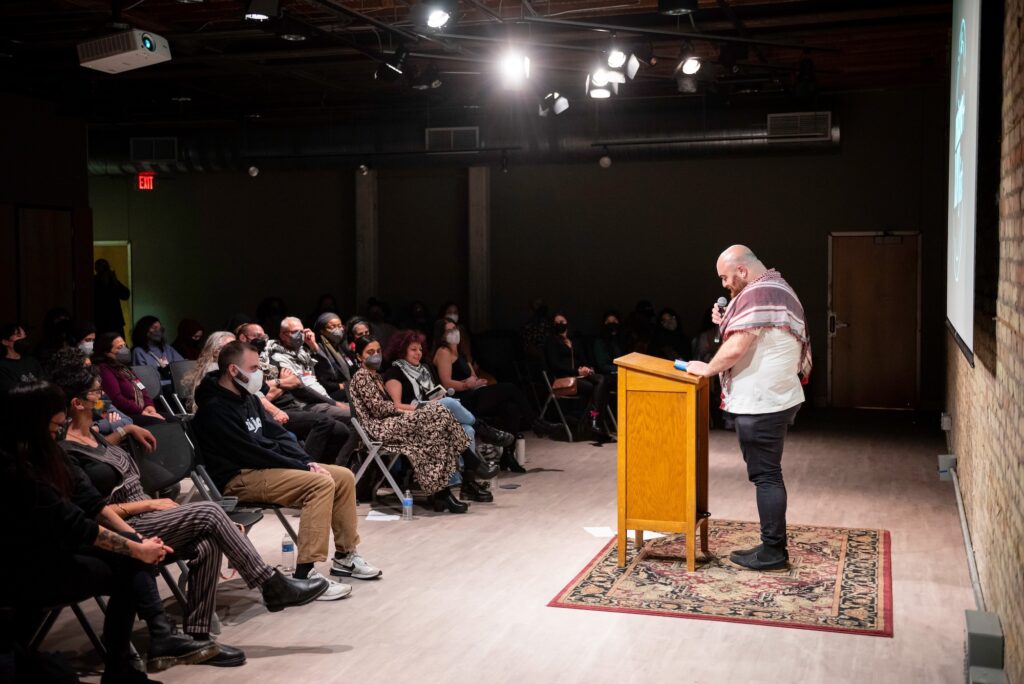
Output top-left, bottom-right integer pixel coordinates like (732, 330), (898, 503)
(77, 31), (135, 62)
(766, 112), (831, 141)
(130, 137), (178, 162)
(425, 126), (479, 153)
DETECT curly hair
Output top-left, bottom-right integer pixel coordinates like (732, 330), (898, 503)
(383, 329), (426, 363)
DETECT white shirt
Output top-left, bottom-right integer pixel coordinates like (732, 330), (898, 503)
(721, 327), (804, 415)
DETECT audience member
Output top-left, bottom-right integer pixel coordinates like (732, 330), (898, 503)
(93, 258), (131, 337)
(544, 312), (614, 443)
(73, 321), (97, 357)
(35, 307), (76, 367)
(365, 298), (397, 346)
(182, 331), (237, 412)
(93, 332), (166, 425)
(255, 296), (288, 338)
(402, 300), (433, 336)
(312, 312), (355, 401)
(52, 361), (328, 666)
(625, 299), (657, 353)
(592, 310), (624, 376)
(649, 306), (691, 361)
(348, 335), (469, 512)
(131, 316), (185, 379)
(172, 318), (205, 361)
(2, 381), (218, 679)
(193, 341), (381, 592)
(520, 297), (551, 360)
(346, 316), (372, 351)
(308, 293), (339, 326)
(0, 322), (45, 395)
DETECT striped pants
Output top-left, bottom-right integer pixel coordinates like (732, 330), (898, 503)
(130, 501), (275, 633)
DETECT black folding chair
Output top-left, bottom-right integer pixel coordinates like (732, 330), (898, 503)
(132, 364), (174, 416)
(168, 360), (196, 415)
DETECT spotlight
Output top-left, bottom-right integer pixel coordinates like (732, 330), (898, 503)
(590, 68), (625, 88)
(375, 45), (409, 81)
(680, 56), (700, 74)
(499, 51), (530, 88)
(358, 164), (371, 176)
(248, 165), (260, 177)
(599, 149), (612, 168)
(626, 54), (641, 80)
(538, 91), (569, 116)
(244, 0), (279, 21)
(427, 8), (451, 28)
(607, 48), (626, 69)
(658, 0), (697, 16)
(411, 64), (443, 90)
(586, 73), (612, 99)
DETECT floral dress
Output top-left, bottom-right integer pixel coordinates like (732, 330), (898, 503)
(348, 368), (466, 494)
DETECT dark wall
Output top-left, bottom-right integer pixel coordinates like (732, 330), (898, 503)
(490, 87), (948, 407)
(90, 169), (356, 334)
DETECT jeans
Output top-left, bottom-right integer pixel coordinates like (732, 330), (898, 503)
(727, 404), (801, 548)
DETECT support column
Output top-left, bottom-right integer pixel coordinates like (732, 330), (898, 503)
(467, 166), (491, 331)
(354, 169), (378, 309)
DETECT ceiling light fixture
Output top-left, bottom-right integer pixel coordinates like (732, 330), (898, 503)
(586, 73), (612, 99)
(244, 0), (279, 21)
(375, 45), (409, 81)
(538, 91), (569, 116)
(499, 50), (530, 88)
(657, 0), (697, 16)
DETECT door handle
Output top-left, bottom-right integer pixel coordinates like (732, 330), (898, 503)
(828, 313), (849, 336)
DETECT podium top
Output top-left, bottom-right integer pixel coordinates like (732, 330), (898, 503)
(613, 352), (704, 385)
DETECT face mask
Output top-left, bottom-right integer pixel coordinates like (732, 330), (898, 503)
(147, 330), (164, 345)
(114, 347), (131, 363)
(554, 322), (568, 334)
(326, 330), (345, 345)
(445, 330), (461, 345)
(447, 313), (459, 324)
(233, 367), (264, 394)
(364, 353), (383, 370)
(288, 331), (305, 350)
(604, 323), (619, 336)
(250, 336), (268, 353)
(91, 396), (109, 412)
(12, 339), (32, 355)
(78, 340), (94, 355)
(662, 319), (678, 332)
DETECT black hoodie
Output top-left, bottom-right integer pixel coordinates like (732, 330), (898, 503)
(192, 372), (310, 490)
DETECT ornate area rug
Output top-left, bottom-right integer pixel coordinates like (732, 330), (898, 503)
(549, 519), (892, 636)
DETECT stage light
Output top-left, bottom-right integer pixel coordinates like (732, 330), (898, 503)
(676, 74), (697, 92)
(607, 48), (626, 69)
(245, 0), (279, 21)
(499, 51), (530, 88)
(658, 0), (697, 16)
(411, 64), (443, 90)
(626, 54), (641, 80)
(680, 56), (700, 74)
(375, 45), (409, 81)
(538, 91), (569, 116)
(358, 163), (371, 176)
(586, 73), (612, 99)
(427, 8), (451, 27)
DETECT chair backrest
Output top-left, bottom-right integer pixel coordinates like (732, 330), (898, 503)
(131, 364), (163, 403)
(169, 360), (197, 399)
(349, 417), (381, 447)
(136, 421), (197, 495)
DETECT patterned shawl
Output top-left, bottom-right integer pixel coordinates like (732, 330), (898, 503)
(719, 269), (812, 389)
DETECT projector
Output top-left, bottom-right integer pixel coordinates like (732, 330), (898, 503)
(78, 29), (171, 74)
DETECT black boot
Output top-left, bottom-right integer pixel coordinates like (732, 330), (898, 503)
(460, 478), (494, 502)
(431, 488), (469, 513)
(188, 634), (246, 668)
(475, 419), (515, 447)
(531, 418), (559, 438)
(261, 569), (329, 612)
(145, 614), (219, 672)
(589, 415), (613, 443)
(729, 544), (789, 571)
(499, 445), (526, 473)
(463, 447), (499, 479)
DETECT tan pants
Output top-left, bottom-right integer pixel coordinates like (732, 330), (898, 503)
(224, 464), (361, 564)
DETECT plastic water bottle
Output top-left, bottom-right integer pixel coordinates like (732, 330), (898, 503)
(281, 534), (295, 573)
(402, 490), (413, 521)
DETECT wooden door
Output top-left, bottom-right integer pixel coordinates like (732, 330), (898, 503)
(18, 208), (74, 335)
(829, 233), (920, 408)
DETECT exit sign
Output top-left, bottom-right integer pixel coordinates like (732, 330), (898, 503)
(137, 172), (155, 191)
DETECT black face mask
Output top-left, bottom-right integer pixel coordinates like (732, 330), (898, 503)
(553, 322), (568, 334)
(250, 336), (268, 353)
(287, 331), (305, 350)
(604, 323), (619, 336)
(325, 330), (345, 345)
(12, 339), (32, 355)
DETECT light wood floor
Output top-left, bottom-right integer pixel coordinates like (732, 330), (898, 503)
(56, 410), (972, 684)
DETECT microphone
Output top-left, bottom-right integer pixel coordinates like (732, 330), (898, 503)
(445, 387), (456, 397)
(713, 296), (728, 344)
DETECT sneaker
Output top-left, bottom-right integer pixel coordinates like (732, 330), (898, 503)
(306, 569), (352, 600)
(331, 552), (383, 580)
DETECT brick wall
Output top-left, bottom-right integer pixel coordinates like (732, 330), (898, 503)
(947, 2), (1024, 681)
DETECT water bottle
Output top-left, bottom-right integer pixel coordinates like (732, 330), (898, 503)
(402, 489), (413, 521)
(281, 534), (296, 573)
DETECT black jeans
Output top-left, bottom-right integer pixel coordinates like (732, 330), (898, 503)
(284, 409), (357, 466)
(727, 404), (801, 548)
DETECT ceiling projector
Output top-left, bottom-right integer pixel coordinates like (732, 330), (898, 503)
(78, 29), (171, 74)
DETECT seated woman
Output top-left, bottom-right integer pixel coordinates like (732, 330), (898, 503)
(50, 364), (328, 667)
(544, 312), (614, 443)
(73, 320), (97, 357)
(172, 318), (205, 361)
(93, 332), (167, 426)
(347, 335), (469, 513)
(131, 316), (185, 395)
(2, 381), (219, 679)
(313, 312), (358, 402)
(345, 316), (372, 353)
(649, 306), (690, 361)
(183, 332), (236, 411)
(433, 318), (556, 456)
(592, 310), (624, 376)
(383, 330), (510, 501)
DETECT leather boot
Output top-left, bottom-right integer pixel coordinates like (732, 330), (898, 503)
(145, 614), (218, 672)
(261, 569), (329, 612)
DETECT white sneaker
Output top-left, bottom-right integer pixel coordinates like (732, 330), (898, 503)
(307, 569), (352, 600)
(331, 552), (382, 580)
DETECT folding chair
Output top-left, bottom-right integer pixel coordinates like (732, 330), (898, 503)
(132, 364), (175, 415)
(168, 360), (196, 415)
(349, 417), (407, 505)
(538, 370), (581, 442)
(26, 600), (107, 658)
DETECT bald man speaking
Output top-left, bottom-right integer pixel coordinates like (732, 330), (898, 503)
(685, 245), (811, 571)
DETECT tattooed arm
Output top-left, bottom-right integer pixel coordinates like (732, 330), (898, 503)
(94, 528), (169, 564)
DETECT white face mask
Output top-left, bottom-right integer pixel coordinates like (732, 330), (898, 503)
(447, 313), (459, 324)
(78, 340), (94, 355)
(232, 366), (264, 394)
(445, 330), (461, 345)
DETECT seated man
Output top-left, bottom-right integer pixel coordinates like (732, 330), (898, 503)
(237, 322), (353, 465)
(192, 341), (382, 594)
(0, 322), (45, 395)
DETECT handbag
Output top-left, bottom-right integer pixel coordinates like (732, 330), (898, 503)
(551, 376), (578, 397)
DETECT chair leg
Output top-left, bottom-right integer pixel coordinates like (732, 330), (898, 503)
(71, 603), (106, 659)
(606, 404), (618, 432)
(28, 608), (62, 652)
(273, 508), (299, 544)
(160, 565), (190, 620)
(551, 397), (574, 442)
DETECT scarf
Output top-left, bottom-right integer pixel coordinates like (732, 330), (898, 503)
(719, 268), (812, 391)
(393, 359), (434, 401)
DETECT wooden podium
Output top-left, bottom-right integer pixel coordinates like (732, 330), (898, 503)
(614, 352), (710, 571)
